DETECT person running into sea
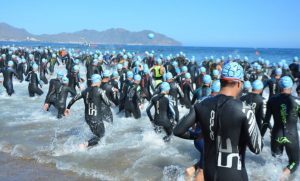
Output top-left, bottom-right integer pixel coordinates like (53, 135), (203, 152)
(0, 61), (19, 96)
(44, 71), (64, 111)
(262, 76), (299, 180)
(146, 82), (176, 142)
(173, 62), (262, 181)
(25, 63), (43, 97)
(65, 74), (113, 149)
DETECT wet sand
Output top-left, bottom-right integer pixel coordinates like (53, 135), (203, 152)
(0, 152), (98, 181)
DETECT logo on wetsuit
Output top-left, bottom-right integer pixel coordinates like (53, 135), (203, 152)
(209, 110), (215, 140)
(88, 102), (97, 116)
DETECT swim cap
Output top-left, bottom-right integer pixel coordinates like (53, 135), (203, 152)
(21, 58), (26, 63)
(157, 58), (162, 65)
(52, 53), (56, 58)
(185, 73), (191, 79)
(123, 61), (128, 67)
(143, 67), (150, 74)
(160, 82), (170, 93)
(134, 74), (141, 81)
(275, 68), (282, 75)
(191, 56), (195, 63)
(8, 61), (14, 67)
(216, 58), (221, 63)
(211, 80), (221, 93)
(244, 56), (249, 61)
(293, 56), (299, 62)
(91, 74), (102, 84)
(123, 55), (128, 59)
(252, 80), (264, 90)
(112, 71), (119, 78)
(102, 70), (111, 78)
(172, 61), (178, 67)
(283, 64), (289, 70)
(181, 66), (188, 72)
(203, 74), (212, 84)
(75, 59), (81, 65)
(72, 65), (79, 72)
(166, 72), (173, 80)
(56, 71), (64, 78)
(42, 58), (47, 63)
(265, 60), (270, 67)
(212, 69), (219, 76)
(244, 81), (252, 90)
(279, 76), (293, 89)
(200, 67), (206, 73)
(32, 63), (39, 71)
(62, 77), (69, 84)
(221, 62), (244, 81)
(93, 59), (98, 65)
(117, 64), (122, 70)
(127, 71), (133, 79)
(278, 62), (283, 67)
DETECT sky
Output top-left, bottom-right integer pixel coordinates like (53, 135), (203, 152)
(1, 0), (300, 48)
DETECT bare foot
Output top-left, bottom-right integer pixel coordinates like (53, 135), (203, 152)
(279, 168), (290, 181)
(185, 166), (196, 177)
(78, 142), (88, 150)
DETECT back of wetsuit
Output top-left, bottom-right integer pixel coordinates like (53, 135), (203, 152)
(101, 82), (118, 106)
(240, 93), (264, 130)
(45, 79), (61, 104)
(194, 95), (262, 180)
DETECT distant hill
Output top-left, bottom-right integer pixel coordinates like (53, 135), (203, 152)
(0, 23), (181, 46)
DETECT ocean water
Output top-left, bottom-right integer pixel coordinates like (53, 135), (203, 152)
(0, 42), (300, 180)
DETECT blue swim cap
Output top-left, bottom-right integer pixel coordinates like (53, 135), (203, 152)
(160, 82), (170, 93)
(91, 74), (101, 84)
(134, 74), (141, 81)
(8, 61), (14, 67)
(181, 66), (188, 72)
(72, 65), (79, 72)
(211, 80), (221, 93)
(62, 77), (69, 84)
(56, 71), (64, 78)
(283, 64), (289, 70)
(265, 60), (270, 67)
(278, 62), (283, 67)
(244, 56), (249, 61)
(212, 69), (219, 76)
(123, 61), (128, 67)
(166, 72), (173, 80)
(172, 61), (178, 67)
(294, 56), (299, 62)
(203, 74), (212, 84)
(252, 80), (264, 90)
(221, 62), (244, 81)
(200, 67), (206, 73)
(74, 59), (80, 65)
(143, 67), (149, 74)
(275, 68), (282, 75)
(117, 63), (122, 70)
(216, 58), (221, 63)
(256, 64), (262, 71)
(102, 70), (111, 77)
(42, 58), (47, 63)
(191, 56), (195, 63)
(32, 63), (39, 71)
(127, 71), (133, 79)
(279, 76), (293, 89)
(244, 81), (252, 90)
(185, 73), (191, 79)
(93, 59), (98, 65)
(112, 71), (119, 78)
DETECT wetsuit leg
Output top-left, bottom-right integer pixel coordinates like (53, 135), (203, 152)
(87, 120), (105, 147)
(4, 81), (14, 96)
(132, 106), (141, 119)
(33, 87), (43, 96)
(194, 139), (204, 169)
(285, 137), (299, 173)
(271, 136), (284, 157)
(28, 85), (35, 97)
(155, 118), (173, 136)
(57, 107), (65, 119)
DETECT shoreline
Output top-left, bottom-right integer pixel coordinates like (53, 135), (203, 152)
(0, 152), (97, 181)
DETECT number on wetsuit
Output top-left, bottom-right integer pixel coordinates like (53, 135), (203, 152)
(88, 103), (97, 116)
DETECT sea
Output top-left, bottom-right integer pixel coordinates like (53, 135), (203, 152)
(0, 41), (300, 181)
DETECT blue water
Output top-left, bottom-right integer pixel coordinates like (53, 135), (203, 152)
(1, 41), (300, 63)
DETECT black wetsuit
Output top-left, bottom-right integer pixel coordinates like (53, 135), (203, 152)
(39, 62), (48, 84)
(100, 81), (118, 109)
(49, 57), (59, 75)
(173, 94), (262, 181)
(124, 83), (142, 119)
(119, 79), (132, 112)
(55, 85), (76, 118)
(264, 77), (280, 99)
(67, 72), (82, 97)
(146, 94), (176, 141)
(25, 71), (43, 97)
(240, 93), (264, 131)
(262, 93), (299, 173)
(0, 67), (18, 96)
(16, 62), (26, 82)
(169, 81), (184, 122)
(67, 86), (113, 147)
(141, 74), (154, 101)
(180, 80), (193, 108)
(45, 78), (62, 109)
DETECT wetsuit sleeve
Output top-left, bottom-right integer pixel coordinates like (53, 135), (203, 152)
(67, 86), (77, 96)
(176, 84), (184, 98)
(168, 99), (176, 119)
(100, 89), (113, 106)
(173, 107), (197, 139)
(261, 99), (272, 137)
(242, 108), (262, 154)
(146, 100), (154, 122)
(45, 85), (56, 103)
(67, 93), (83, 109)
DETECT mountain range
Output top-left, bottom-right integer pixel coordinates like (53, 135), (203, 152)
(0, 23), (181, 46)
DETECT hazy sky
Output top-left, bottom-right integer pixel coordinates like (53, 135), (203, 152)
(1, 0), (299, 48)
